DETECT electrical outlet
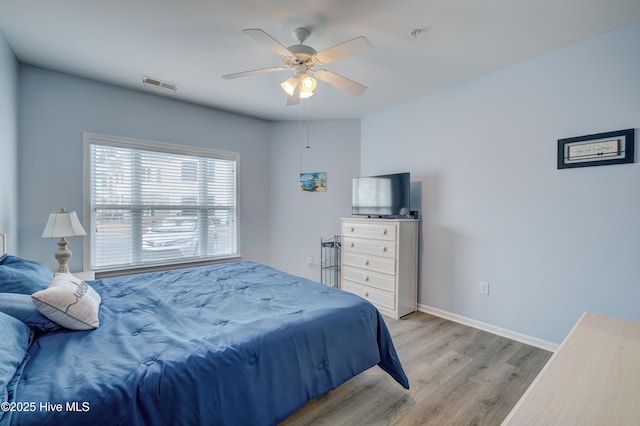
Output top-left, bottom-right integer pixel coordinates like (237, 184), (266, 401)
(306, 257), (313, 266)
(480, 281), (489, 295)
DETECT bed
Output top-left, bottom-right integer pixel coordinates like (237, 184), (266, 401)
(0, 245), (408, 425)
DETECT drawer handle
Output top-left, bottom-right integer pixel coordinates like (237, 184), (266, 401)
(364, 259), (370, 266)
(382, 228), (388, 235)
(381, 246), (388, 252)
(350, 226), (355, 232)
(350, 242), (355, 248)
(364, 275), (369, 282)
(362, 290), (369, 297)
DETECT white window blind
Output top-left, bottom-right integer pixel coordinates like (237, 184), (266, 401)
(84, 133), (239, 272)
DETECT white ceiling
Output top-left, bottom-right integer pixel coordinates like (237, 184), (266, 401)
(1, 0), (639, 121)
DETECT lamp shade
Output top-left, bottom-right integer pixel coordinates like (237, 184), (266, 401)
(41, 209), (87, 238)
(280, 76), (299, 96)
(300, 74), (317, 92)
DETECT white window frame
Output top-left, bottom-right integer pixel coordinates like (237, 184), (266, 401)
(82, 132), (240, 275)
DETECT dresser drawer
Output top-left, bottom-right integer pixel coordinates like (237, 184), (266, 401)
(342, 265), (395, 292)
(341, 280), (394, 312)
(342, 251), (396, 275)
(343, 237), (396, 259)
(342, 221), (396, 241)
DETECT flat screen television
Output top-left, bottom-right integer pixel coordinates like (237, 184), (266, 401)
(352, 172), (411, 218)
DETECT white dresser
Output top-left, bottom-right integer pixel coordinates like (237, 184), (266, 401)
(340, 218), (418, 319)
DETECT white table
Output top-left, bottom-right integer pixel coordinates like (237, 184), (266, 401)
(502, 312), (640, 425)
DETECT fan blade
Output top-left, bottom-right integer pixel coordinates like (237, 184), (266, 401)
(313, 69), (367, 96)
(223, 66), (288, 79)
(314, 36), (373, 65)
(287, 94), (300, 106)
(242, 29), (292, 57)
(287, 84), (300, 106)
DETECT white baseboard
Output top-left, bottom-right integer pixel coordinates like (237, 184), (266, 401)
(418, 304), (559, 353)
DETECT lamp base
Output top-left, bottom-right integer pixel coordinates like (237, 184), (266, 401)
(54, 237), (72, 273)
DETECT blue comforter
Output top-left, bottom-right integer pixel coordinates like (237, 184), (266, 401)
(9, 261), (408, 425)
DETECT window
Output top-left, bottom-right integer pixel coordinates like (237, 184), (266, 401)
(84, 133), (239, 272)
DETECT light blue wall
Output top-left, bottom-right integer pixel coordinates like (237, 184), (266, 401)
(0, 32), (18, 252)
(18, 66), (272, 272)
(361, 22), (640, 344)
(269, 119), (360, 280)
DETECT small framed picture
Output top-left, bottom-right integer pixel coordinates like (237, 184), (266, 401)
(557, 128), (635, 169)
(300, 172), (326, 192)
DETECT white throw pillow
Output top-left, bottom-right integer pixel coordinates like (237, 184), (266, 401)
(31, 273), (101, 330)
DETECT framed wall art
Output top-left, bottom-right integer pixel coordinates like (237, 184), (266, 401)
(557, 128), (635, 169)
(299, 172), (326, 192)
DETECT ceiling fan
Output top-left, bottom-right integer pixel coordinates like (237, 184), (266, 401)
(223, 27), (373, 105)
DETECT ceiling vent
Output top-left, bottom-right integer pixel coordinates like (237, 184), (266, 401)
(142, 76), (178, 94)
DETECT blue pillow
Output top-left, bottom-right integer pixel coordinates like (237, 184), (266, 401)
(0, 311), (33, 424)
(0, 293), (61, 332)
(0, 255), (53, 294)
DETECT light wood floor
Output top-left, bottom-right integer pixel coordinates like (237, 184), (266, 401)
(281, 311), (552, 426)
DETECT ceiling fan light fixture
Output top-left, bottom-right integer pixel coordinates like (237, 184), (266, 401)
(227, 28), (373, 106)
(281, 76), (299, 96)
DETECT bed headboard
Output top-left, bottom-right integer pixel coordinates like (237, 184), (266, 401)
(0, 234), (6, 256)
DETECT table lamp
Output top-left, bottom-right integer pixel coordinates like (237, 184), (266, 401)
(41, 208), (87, 273)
